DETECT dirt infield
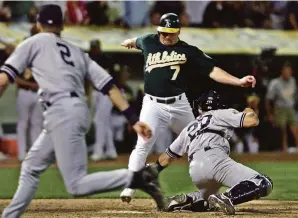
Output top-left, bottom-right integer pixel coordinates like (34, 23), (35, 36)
(0, 152), (297, 217)
(0, 199), (297, 218)
(0, 152), (298, 168)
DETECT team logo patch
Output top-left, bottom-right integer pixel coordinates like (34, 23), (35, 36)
(165, 19), (171, 27)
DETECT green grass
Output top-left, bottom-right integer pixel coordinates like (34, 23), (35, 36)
(0, 162), (297, 200)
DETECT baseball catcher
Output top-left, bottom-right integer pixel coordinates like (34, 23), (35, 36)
(152, 90), (273, 215)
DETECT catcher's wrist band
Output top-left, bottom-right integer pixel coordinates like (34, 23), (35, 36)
(101, 79), (114, 95)
(155, 160), (165, 173)
(122, 106), (138, 126)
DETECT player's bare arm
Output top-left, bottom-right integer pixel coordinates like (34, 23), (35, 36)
(121, 38), (137, 49)
(148, 152), (177, 175)
(209, 66), (256, 88)
(158, 152), (175, 168)
(242, 108), (259, 127)
(108, 85), (152, 140)
(0, 73), (9, 97)
(15, 77), (38, 91)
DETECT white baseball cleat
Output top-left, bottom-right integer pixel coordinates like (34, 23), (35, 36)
(90, 153), (105, 162)
(208, 194), (235, 215)
(120, 188), (136, 203)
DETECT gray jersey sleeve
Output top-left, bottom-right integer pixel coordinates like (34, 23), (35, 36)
(85, 54), (113, 92)
(0, 38), (36, 83)
(166, 127), (189, 159)
(266, 79), (277, 100)
(214, 109), (246, 128)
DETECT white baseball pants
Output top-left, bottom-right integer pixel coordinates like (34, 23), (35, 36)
(128, 93), (194, 171)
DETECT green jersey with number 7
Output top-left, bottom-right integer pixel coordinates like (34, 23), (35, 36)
(137, 33), (215, 97)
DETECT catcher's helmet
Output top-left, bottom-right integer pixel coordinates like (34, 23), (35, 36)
(157, 13), (180, 33)
(37, 4), (63, 26)
(193, 90), (227, 113)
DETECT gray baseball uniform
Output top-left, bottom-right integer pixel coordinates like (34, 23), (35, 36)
(167, 109), (258, 199)
(92, 91), (116, 159)
(1, 33), (134, 218)
(16, 70), (43, 161)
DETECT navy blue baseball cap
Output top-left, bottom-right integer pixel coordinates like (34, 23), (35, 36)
(37, 4), (63, 26)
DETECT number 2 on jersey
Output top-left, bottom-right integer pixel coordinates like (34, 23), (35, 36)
(171, 65), (180, 80)
(56, 42), (75, 67)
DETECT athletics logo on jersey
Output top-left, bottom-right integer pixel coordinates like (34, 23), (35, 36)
(145, 51), (187, 72)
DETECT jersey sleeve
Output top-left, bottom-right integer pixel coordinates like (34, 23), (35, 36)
(136, 34), (152, 50)
(0, 38), (36, 83)
(191, 48), (216, 76)
(85, 54), (113, 94)
(166, 128), (188, 159)
(215, 109), (246, 128)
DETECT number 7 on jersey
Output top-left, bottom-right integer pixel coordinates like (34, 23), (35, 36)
(171, 65), (180, 80)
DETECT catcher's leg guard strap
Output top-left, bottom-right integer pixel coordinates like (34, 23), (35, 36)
(189, 199), (209, 212)
(225, 174), (273, 205)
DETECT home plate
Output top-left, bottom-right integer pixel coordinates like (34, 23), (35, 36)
(100, 210), (145, 214)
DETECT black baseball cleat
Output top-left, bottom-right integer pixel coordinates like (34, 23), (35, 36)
(165, 193), (193, 212)
(208, 194), (235, 215)
(129, 166), (165, 210)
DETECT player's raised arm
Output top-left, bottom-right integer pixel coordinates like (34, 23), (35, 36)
(121, 37), (138, 49)
(209, 67), (256, 88)
(121, 34), (151, 50)
(193, 49), (256, 88)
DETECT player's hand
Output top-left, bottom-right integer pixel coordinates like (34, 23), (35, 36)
(133, 121), (152, 140)
(240, 76), (256, 88)
(121, 39), (134, 49)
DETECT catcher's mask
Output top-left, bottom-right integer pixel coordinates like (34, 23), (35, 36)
(193, 90), (227, 113)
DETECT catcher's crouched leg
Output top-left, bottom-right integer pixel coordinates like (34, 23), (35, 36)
(208, 174), (273, 215)
(165, 193), (209, 212)
(224, 174), (273, 205)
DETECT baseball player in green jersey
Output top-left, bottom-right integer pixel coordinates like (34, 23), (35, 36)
(120, 13), (257, 202)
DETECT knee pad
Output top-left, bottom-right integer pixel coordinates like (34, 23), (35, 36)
(225, 174), (273, 205)
(250, 174), (273, 197)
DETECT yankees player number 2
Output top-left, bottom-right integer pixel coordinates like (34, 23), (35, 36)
(56, 42), (75, 67)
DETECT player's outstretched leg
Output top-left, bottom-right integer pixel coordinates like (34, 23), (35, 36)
(2, 131), (55, 218)
(164, 191), (209, 212)
(121, 95), (168, 203)
(208, 174), (273, 215)
(120, 131), (162, 203)
(129, 165), (165, 210)
(48, 100), (165, 210)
